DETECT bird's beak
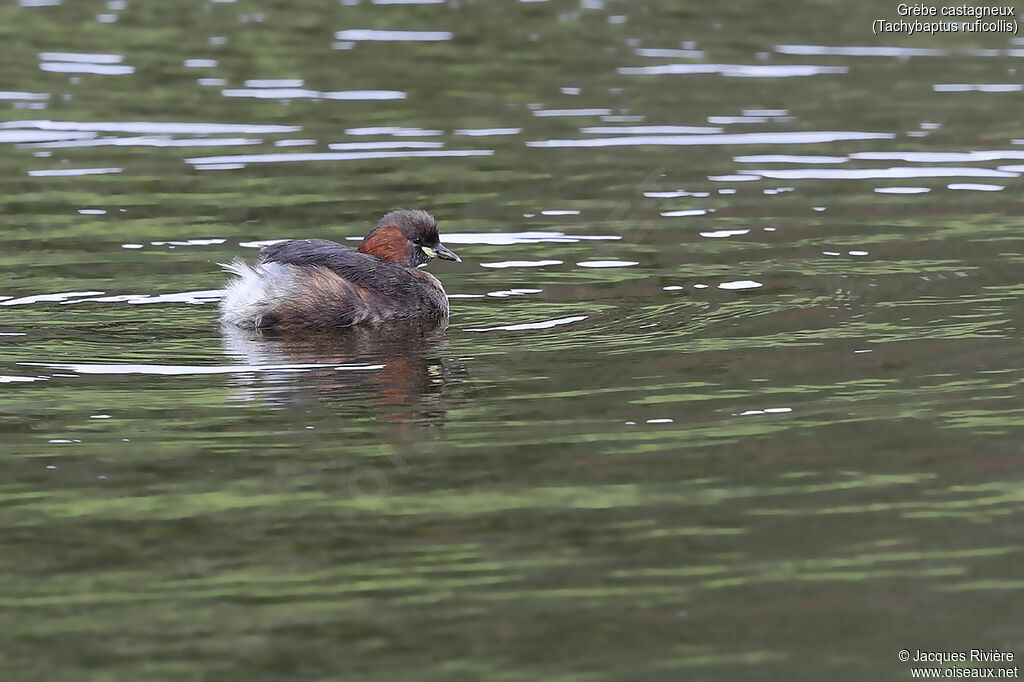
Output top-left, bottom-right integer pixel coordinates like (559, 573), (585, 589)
(434, 244), (461, 262)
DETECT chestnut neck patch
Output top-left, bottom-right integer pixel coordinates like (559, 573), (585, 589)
(358, 225), (411, 265)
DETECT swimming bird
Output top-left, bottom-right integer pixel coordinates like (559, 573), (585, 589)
(219, 209), (461, 330)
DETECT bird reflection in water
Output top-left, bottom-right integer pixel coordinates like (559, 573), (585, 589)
(219, 317), (457, 423)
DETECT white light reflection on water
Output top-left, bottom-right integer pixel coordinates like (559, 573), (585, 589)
(195, 163), (246, 171)
(334, 29), (453, 41)
(734, 154), (847, 163)
(735, 407), (793, 416)
(2, 291), (105, 306)
(0, 91), (49, 101)
(700, 229), (749, 238)
(646, 191), (710, 198)
(947, 183), (1004, 191)
(708, 174), (759, 182)
(3, 120), (300, 134)
(63, 290), (224, 306)
(746, 167), (1017, 179)
(776, 44), (948, 57)
(344, 126), (443, 136)
(244, 79), (304, 88)
(238, 239), (288, 249)
(619, 64), (848, 77)
(934, 84), (1022, 92)
(718, 280), (763, 290)
(851, 151), (1024, 162)
(40, 62), (134, 75)
(874, 187), (931, 194)
(601, 115), (645, 123)
(487, 289), (543, 298)
(527, 131), (893, 148)
(327, 141), (443, 151)
(149, 239), (226, 246)
(454, 128), (521, 136)
(465, 315), (588, 332)
(576, 260), (639, 268)
(480, 260), (563, 269)
(708, 115), (795, 124)
(533, 108), (612, 117)
(581, 125), (722, 135)
(744, 109), (789, 116)
(27, 136), (263, 149)
(634, 48), (705, 59)
(21, 361), (385, 376)
(661, 209), (713, 217)
(28, 168), (122, 177)
(1, 288), (225, 307)
(38, 52), (124, 63)
(0, 131), (96, 143)
(185, 150), (493, 166)
(222, 88), (406, 100)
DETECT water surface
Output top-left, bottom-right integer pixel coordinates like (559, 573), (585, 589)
(2, 1), (1024, 679)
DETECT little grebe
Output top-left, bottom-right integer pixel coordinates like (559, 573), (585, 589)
(219, 209), (460, 330)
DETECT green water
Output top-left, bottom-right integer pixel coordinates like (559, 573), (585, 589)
(2, 0), (1024, 679)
